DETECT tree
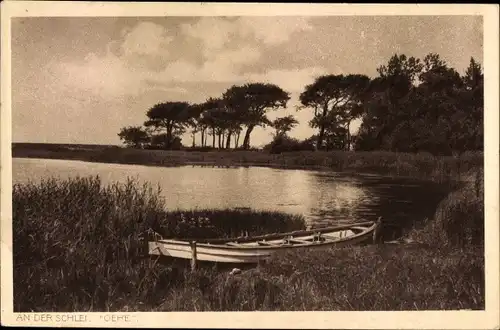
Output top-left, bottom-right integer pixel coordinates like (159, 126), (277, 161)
(339, 101), (365, 150)
(223, 83), (290, 149)
(144, 102), (190, 149)
(117, 126), (149, 148)
(463, 57), (483, 90)
(186, 103), (205, 147)
(418, 53), (463, 91)
(299, 74), (370, 150)
(408, 53), (466, 154)
(460, 57), (484, 151)
(196, 98), (222, 148)
(309, 111), (348, 150)
(232, 126), (243, 149)
(323, 125), (348, 150)
(209, 107), (235, 149)
(198, 98), (227, 149)
(377, 53), (423, 83)
(272, 115), (299, 137)
(355, 54), (424, 151)
(221, 108), (243, 149)
(355, 53), (483, 155)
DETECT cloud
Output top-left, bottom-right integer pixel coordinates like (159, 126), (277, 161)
(48, 50), (190, 99)
(157, 59), (238, 84)
(47, 17), (319, 101)
(49, 54), (326, 106)
(237, 17), (313, 45)
(49, 52), (138, 98)
(199, 45), (262, 81)
(120, 21), (173, 57)
(211, 45), (261, 65)
(180, 17), (234, 55)
(180, 17), (314, 49)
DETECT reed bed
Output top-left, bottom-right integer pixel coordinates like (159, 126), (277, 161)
(160, 209), (305, 240)
(12, 176), (304, 312)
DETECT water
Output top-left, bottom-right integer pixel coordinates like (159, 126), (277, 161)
(12, 158), (451, 239)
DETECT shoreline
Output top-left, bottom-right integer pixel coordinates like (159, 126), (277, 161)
(12, 155), (437, 180)
(12, 145), (483, 184)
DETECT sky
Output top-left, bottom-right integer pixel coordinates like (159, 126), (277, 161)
(11, 16), (483, 147)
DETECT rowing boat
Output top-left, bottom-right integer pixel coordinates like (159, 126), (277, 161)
(148, 218), (382, 264)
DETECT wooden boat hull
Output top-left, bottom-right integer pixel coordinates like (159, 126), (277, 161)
(148, 220), (380, 264)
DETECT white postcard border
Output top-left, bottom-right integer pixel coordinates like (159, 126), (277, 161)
(1, 2), (498, 329)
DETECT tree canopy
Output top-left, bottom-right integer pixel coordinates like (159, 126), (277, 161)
(355, 53), (483, 155)
(118, 52), (483, 156)
(223, 83), (290, 149)
(272, 115), (299, 137)
(299, 74), (370, 150)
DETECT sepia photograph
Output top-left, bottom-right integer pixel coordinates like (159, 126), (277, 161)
(1, 2), (499, 329)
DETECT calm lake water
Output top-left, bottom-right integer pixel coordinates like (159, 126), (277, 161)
(13, 158), (451, 236)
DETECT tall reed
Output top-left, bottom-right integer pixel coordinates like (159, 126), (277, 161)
(12, 176), (304, 312)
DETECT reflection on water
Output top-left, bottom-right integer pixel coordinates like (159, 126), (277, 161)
(13, 158), (450, 239)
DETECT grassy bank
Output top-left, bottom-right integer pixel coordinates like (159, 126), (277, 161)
(408, 167), (484, 248)
(159, 245), (483, 311)
(12, 175), (484, 312)
(13, 143), (483, 182)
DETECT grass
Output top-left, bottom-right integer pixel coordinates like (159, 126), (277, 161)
(13, 143), (483, 183)
(12, 174), (484, 312)
(159, 245), (484, 311)
(408, 167), (484, 248)
(158, 209), (305, 240)
(12, 176), (304, 312)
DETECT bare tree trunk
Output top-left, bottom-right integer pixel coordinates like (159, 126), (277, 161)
(235, 131), (240, 149)
(218, 132), (222, 149)
(201, 129), (205, 147)
(212, 128), (216, 148)
(166, 122), (173, 149)
(192, 133), (195, 148)
(345, 121), (351, 151)
(242, 125), (255, 150)
(317, 125), (325, 151)
(226, 131), (232, 149)
(316, 103), (329, 151)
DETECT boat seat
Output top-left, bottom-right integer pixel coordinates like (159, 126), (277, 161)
(287, 238), (312, 245)
(226, 242), (249, 247)
(350, 226), (368, 232)
(257, 241), (282, 246)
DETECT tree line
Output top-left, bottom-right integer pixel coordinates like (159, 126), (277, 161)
(119, 52), (483, 156)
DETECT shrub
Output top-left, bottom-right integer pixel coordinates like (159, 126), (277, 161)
(264, 135), (315, 154)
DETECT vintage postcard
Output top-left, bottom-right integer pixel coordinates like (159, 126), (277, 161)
(1, 1), (499, 329)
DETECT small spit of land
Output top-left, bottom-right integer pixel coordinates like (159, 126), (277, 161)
(12, 146), (484, 312)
